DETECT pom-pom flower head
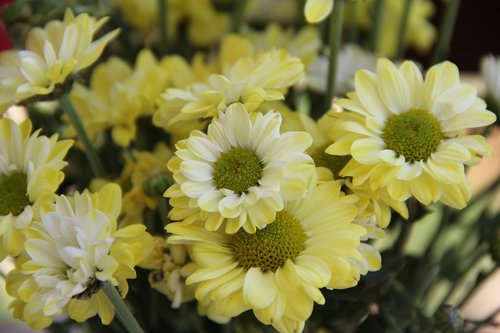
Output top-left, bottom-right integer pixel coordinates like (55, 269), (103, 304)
(0, 117), (72, 260)
(166, 103), (316, 234)
(167, 180), (369, 333)
(5, 184), (153, 329)
(327, 59), (497, 208)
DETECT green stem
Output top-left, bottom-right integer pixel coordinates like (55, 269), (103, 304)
(230, 0), (247, 33)
(59, 93), (106, 177)
(430, 0), (461, 65)
(157, 0), (168, 56)
(395, 0), (413, 59)
(369, 0), (385, 53)
(102, 282), (145, 333)
(346, 0), (359, 43)
(325, 0), (345, 111)
(157, 197), (170, 226)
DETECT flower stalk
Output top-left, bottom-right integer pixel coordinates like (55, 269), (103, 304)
(103, 282), (145, 333)
(430, 0), (461, 64)
(230, 0), (247, 33)
(369, 0), (385, 53)
(325, 0), (345, 111)
(59, 93), (106, 177)
(157, 0), (168, 55)
(395, 0), (413, 59)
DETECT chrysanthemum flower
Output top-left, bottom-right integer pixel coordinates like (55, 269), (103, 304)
(0, 117), (72, 260)
(153, 48), (304, 138)
(167, 180), (368, 333)
(304, 0), (333, 23)
(166, 103), (315, 234)
(140, 236), (197, 308)
(0, 9), (119, 112)
(5, 184), (153, 329)
(327, 59), (497, 208)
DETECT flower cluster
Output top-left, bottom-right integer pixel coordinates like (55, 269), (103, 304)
(0, 1), (498, 333)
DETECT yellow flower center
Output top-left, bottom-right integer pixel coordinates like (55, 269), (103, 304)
(214, 147), (263, 193)
(0, 172), (30, 216)
(231, 211), (307, 272)
(312, 144), (351, 179)
(383, 109), (443, 163)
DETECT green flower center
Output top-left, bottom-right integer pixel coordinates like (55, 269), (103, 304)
(383, 108), (443, 163)
(312, 144), (351, 179)
(0, 172), (30, 216)
(231, 211), (307, 272)
(213, 147), (263, 193)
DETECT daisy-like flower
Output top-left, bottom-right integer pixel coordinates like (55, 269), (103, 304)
(0, 117), (72, 260)
(153, 48), (304, 139)
(140, 236), (197, 308)
(166, 103), (315, 234)
(327, 59), (497, 208)
(5, 184), (153, 329)
(0, 9), (119, 112)
(167, 179), (368, 333)
(304, 0), (333, 24)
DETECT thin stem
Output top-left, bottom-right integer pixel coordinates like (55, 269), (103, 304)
(369, 0), (385, 53)
(430, 0), (461, 65)
(102, 281), (145, 333)
(157, 0), (168, 56)
(157, 197), (170, 226)
(325, 0), (345, 111)
(346, 0), (359, 43)
(230, 0), (247, 33)
(395, 0), (413, 59)
(59, 93), (106, 177)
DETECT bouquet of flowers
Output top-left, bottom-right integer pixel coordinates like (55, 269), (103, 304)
(0, 0), (498, 332)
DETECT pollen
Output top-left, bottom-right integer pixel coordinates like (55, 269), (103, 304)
(230, 211), (307, 272)
(0, 172), (30, 216)
(383, 108), (443, 163)
(213, 147), (263, 193)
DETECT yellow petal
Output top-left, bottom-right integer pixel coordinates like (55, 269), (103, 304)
(305, 0), (333, 23)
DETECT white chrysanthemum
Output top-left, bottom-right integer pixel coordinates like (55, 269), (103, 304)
(307, 44), (377, 96)
(327, 59), (497, 208)
(153, 48), (304, 137)
(166, 103), (316, 234)
(0, 9), (119, 112)
(0, 118), (72, 260)
(6, 184), (153, 329)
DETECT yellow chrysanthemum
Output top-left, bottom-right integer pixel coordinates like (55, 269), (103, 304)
(304, 0), (334, 24)
(0, 118), (72, 260)
(140, 236), (197, 308)
(327, 59), (497, 208)
(167, 180), (368, 333)
(5, 184), (153, 329)
(153, 48), (304, 139)
(112, 0), (228, 47)
(0, 9), (119, 112)
(69, 49), (192, 147)
(166, 103), (315, 234)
